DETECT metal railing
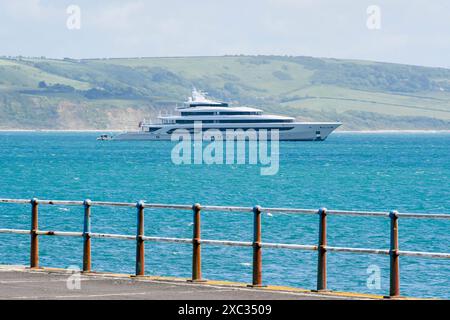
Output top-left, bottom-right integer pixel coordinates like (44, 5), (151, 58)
(0, 197), (449, 298)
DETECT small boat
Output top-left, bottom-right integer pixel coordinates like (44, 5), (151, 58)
(97, 134), (113, 141)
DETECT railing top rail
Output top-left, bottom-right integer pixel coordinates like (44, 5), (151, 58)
(395, 213), (450, 219)
(90, 201), (136, 207)
(326, 210), (389, 217)
(0, 198), (449, 220)
(0, 199), (31, 204)
(40, 200), (84, 206)
(144, 203), (194, 210)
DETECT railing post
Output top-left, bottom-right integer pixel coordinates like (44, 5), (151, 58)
(190, 203), (205, 282)
(30, 198), (39, 269)
(135, 200), (145, 276)
(82, 199), (92, 273)
(389, 210), (400, 298)
(250, 205), (263, 287)
(317, 207), (327, 291)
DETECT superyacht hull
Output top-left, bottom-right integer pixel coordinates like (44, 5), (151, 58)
(113, 122), (341, 141)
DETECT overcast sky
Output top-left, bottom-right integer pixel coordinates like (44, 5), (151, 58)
(0, 0), (449, 68)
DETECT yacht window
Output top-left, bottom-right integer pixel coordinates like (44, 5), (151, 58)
(180, 111), (263, 116)
(217, 112), (262, 115)
(175, 119), (293, 124)
(181, 112), (215, 116)
(166, 127), (294, 134)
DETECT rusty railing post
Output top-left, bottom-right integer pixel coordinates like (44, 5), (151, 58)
(317, 207), (327, 291)
(135, 200), (145, 276)
(82, 199), (92, 273)
(389, 210), (400, 298)
(30, 198), (39, 269)
(250, 205), (263, 287)
(190, 203), (205, 282)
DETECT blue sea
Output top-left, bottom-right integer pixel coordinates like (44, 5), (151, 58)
(0, 131), (449, 299)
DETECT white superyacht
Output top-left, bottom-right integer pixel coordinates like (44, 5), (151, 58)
(113, 89), (341, 141)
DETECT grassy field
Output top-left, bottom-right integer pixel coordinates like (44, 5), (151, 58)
(0, 55), (449, 130)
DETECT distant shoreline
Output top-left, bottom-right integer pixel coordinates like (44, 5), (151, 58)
(338, 130), (450, 133)
(0, 129), (125, 132)
(0, 129), (449, 134)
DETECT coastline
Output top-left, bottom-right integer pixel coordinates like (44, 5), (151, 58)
(0, 129), (125, 132)
(0, 129), (449, 133)
(337, 130), (450, 133)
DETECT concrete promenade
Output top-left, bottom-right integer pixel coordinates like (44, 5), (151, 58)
(0, 265), (381, 300)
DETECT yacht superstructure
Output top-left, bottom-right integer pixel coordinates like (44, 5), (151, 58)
(113, 89), (341, 141)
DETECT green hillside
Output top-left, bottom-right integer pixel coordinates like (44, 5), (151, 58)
(0, 55), (449, 130)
